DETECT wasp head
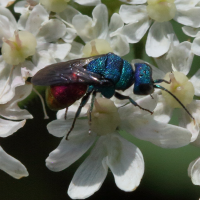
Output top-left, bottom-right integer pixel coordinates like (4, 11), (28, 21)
(134, 63), (154, 95)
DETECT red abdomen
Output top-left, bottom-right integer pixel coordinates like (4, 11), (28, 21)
(46, 84), (87, 111)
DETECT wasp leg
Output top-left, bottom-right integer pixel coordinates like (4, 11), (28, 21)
(150, 94), (154, 99)
(64, 108), (68, 120)
(66, 88), (93, 140)
(114, 92), (153, 115)
(153, 78), (171, 84)
(88, 91), (97, 134)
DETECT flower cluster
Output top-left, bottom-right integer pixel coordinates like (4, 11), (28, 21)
(0, 0), (200, 199)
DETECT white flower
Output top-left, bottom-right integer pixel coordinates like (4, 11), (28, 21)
(0, 5), (71, 104)
(143, 41), (200, 142)
(58, 4), (129, 60)
(119, 0), (200, 57)
(0, 83), (33, 178)
(46, 96), (192, 199)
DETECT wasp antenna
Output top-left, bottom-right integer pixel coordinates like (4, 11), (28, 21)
(154, 85), (195, 122)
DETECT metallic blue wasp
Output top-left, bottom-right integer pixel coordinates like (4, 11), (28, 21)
(32, 53), (194, 139)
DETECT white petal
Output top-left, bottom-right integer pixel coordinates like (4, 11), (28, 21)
(188, 157), (200, 185)
(91, 4), (108, 40)
(20, 60), (36, 78)
(111, 35), (129, 56)
(119, 5), (148, 24)
(190, 69), (200, 96)
(154, 54), (172, 74)
(0, 6), (17, 29)
(106, 134), (144, 191)
(56, 101), (88, 120)
(25, 4), (49, 36)
(56, 109), (66, 119)
(167, 41), (193, 75)
(72, 15), (94, 42)
(37, 42), (71, 60)
(121, 18), (151, 43)
(14, 1), (27, 13)
(46, 126), (96, 172)
(174, 7), (200, 28)
(0, 84), (33, 120)
(182, 26), (200, 37)
(192, 35), (200, 56)
(58, 5), (80, 25)
(0, 146), (28, 179)
(0, 58), (25, 104)
(62, 28), (77, 43)
(146, 21), (177, 57)
(74, 0), (101, 6)
(175, 0), (200, 9)
(64, 41), (84, 60)
(109, 13), (124, 36)
(0, 15), (13, 46)
(192, 133), (200, 147)
(32, 50), (56, 73)
(177, 100), (200, 142)
(0, 0), (15, 7)
(0, 118), (26, 137)
(72, 4), (108, 42)
(121, 115), (192, 148)
(47, 118), (89, 138)
(47, 119), (73, 137)
(36, 19), (67, 42)
(17, 7), (31, 30)
(119, 0), (146, 4)
(68, 136), (108, 199)
(153, 95), (173, 123)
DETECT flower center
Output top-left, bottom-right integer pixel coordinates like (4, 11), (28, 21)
(160, 71), (194, 108)
(147, 0), (176, 22)
(83, 39), (113, 57)
(2, 30), (37, 65)
(39, 0), (70, 13)
(88, 98), (120, 136)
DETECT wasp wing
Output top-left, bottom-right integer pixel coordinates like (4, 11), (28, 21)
(31, 55), (106, 86)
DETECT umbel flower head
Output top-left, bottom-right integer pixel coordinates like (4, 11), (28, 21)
(149, 41), (200, 142)
(46, 96), (192, 199)
(119, 0), (200, 57)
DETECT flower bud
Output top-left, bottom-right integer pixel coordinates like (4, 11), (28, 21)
(147, 0), (176, 22)
(2, 31), (37, 65)
(161, 72), (194, 108)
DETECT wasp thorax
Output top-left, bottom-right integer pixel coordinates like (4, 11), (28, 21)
(147, 0), (176, 22)
(160, 72), (194, 108)
(88, 98), (120, 136)
(83, 39), (113, 57)
(39, 0), (70, 13)
(2, 31), (37, 65)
